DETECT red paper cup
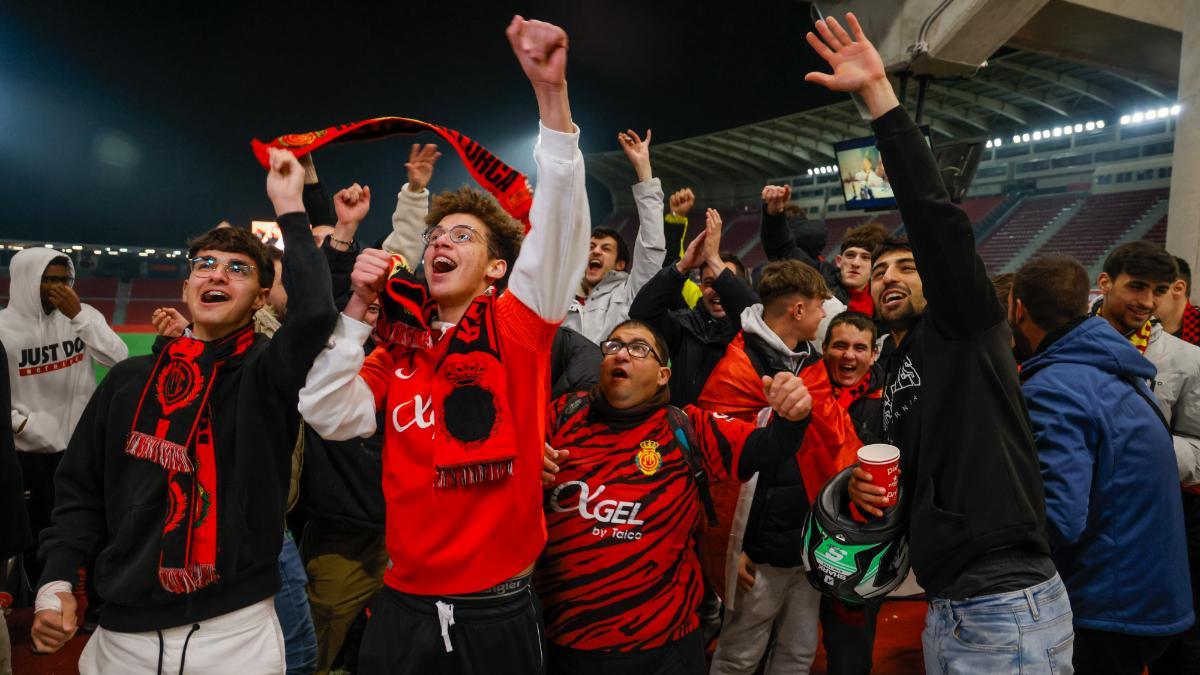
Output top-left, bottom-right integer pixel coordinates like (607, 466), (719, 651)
(857, 443), (900, 508)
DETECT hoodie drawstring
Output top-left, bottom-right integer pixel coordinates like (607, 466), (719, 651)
(154, 623), (200, 675)
(435, 600), (455, 653)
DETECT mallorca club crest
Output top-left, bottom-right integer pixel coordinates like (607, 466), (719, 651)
(156, 339), (205, 416)
(636, 440), (661, 476)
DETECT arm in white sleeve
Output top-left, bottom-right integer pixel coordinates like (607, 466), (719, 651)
(1171, 367), (1200, 486)
(297, 313), (379, 441)
(72, 305), (128, 367)
(382, 184), (430, 268)
(506, 122), (591, 321)
(623, 178), (667, 302)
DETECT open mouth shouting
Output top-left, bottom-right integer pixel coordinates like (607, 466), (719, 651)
(431, 255), (459, 275)
(609, 365), (629, 380)
(200, 289), (231, 305)
(587, 257), (604, 273)
(880, 287), (908, 312)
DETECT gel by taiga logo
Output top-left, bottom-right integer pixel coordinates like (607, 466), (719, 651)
(549, 481), (646, 525)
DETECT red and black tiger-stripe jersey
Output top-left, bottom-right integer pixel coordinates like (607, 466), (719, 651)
(536, 393), (807, 652)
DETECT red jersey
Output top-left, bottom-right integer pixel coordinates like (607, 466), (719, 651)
(360, 292), (556, 595)
(847, 286), (873, 316)
(536, 395), (758, 651)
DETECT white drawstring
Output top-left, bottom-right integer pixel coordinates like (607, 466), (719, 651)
(435, 600), (456, 653)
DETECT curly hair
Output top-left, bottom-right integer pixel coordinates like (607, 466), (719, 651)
(426, 187), (525, 284)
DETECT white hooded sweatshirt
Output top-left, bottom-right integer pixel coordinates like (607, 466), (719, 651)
(0, 249), (128, 453)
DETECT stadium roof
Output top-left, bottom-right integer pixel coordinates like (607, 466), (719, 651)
(585, 48), (1180, 209)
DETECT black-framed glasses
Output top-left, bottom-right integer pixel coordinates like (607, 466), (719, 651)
(601, 339), (662, 363)
(188, 256), (256, 281)
(422, 224), (484, 246)
(40, 275), (74, 287)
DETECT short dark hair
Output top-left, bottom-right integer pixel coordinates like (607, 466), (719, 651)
(704, 251), (748, 282)
(591, 227), (630, 268)
(871, 235), (913, 265)
(265, 246), (283, 264)
(757, 260), (830, 309)
(427, 187), (524, 287)
(188, 226), (274, 289)
(1013, 254), (1089, 331)
(48, 256), (71, 269)
(1175, 256), (1191, 294)
(609, 319), (670, 366)
(1102, 241), (1178, 285)
(823, 310), (879, 349)
(991, 272), (1015, 310)
(840, 221), (889, 257)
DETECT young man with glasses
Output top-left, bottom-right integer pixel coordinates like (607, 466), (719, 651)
(536, 320), (813, 674)
(297, 17), (590, 674)
(30, 147), (337, 674)
(0, 249), (127, 589)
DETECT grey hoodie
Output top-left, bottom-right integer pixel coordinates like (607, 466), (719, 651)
(1144, 321), (1200, 486)
(0, 249), (127, 453)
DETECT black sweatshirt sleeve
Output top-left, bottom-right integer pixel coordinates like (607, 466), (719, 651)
(303, 182), (338, 228)
(761, 209), (813, 265)
(0, 343), (31, 560)
(710, 268), (759, 328)
(662, 215), (688, 269)
(261, 212), (338, 395)
(321, 238), (359, 311)
(628, 264), (687, 349)
(736, 416), (810, 481)
(872, 106), (1003, 337)
(38, 372), (114, 587)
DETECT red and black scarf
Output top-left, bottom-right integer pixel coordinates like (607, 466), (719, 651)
(124, 324), (256, 594)
(1179, 303), (1200, 347)
(251, 117), (533, 230)
(373, 268), (517, 488)
(1090, 298), (1154, 354)
(830, 368), (875, 410)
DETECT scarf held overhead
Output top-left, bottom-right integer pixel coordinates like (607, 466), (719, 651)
(251, 117), (533, 230)
(124, 325), (256, 594)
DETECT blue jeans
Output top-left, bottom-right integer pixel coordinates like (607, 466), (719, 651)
(275, 529), (318, 675)
(923, 573), (1075, 675)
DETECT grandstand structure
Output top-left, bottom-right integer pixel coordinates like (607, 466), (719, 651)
(589, 45), (1182, 280)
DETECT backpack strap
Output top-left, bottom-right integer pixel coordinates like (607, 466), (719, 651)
(665, 405), (720, 527)
(555, 392), (591, 434)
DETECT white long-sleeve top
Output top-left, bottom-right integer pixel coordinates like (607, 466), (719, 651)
(299, 121), (591, 440)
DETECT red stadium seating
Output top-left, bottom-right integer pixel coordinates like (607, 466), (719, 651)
(73, 277), (119, 298)
(977, 193), (1082, 274)
(124, 300), (189, 325)
(131, 278), (185, 299)
(1039, 188), (1168, 268)
(1144, 216), (1168, 245)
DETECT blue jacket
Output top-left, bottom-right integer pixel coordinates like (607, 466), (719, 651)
(1021, 317), (1193, 635)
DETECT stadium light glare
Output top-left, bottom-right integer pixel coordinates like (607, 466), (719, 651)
(1156, 107), (1169, 118)
(119, 247), (128, 252)
(1032, 131), (1042, 141)
(1120, 115), (1132, 125)
(145, 249), (155, 254)
(1063, 125), (1073, 135)
(1171, 105), (1181, 116)
(1132, 112), (1144, 123)
(43, 243), (53, 248)
(1095, 120), (1105, 129)
(1085, 121), (1096, 130)
(1073, 124), (1083, 132)
(985, 140), (993, 148)
(1052, 128), (1062, 137)
(72, 245), (82, 250)
(93, 249), (101, 255)
(1012, 134), (1021, 144)
(173, 250), (182, 255)
(107, 250), (117, 255)
(993, 137), (1002, 147)
(1146, 110), (1158, 120)
(1022, 133), (1030, 142)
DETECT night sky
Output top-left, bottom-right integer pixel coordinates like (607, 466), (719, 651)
(0, 1), (839, 247)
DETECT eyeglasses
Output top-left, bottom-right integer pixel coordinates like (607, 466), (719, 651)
(422, 224), (485, 246)
(600, 339), (662, 363)
(40, 275), (75, 286)
(188, 256), (257, 281)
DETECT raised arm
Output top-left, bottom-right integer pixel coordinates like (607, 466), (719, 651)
(45, 285), (128, 367)
(325, 182), (370, 308)
(618, 129), (667, 300)
(760, 185), (812, 265)
(663, 188), (695, 269)
(259, 148), (338, 395)
(503, 16), (590, 321)
(382, 143), (441, 267)
(701, 209), (759, 323)
(299, 153), (338, 228)
(806, 13), (999, 336)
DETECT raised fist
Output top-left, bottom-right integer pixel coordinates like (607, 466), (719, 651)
(669, 188), (695, 218)
(506, 16), (568, 89)
(351, 248), (394, 303)
(761, 185), (792, 216)
(334, 183), (372, 227)
(266, 148), (305, 216)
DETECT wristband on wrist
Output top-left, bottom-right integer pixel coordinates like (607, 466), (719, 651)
(329, 236), (354, 249)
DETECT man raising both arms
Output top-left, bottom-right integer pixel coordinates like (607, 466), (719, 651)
(297, 16), (590, 675)
(807, 13), (1071, 673)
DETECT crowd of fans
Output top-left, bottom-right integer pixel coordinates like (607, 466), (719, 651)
(0, 12), (1197, 675)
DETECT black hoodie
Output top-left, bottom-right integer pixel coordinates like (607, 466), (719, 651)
(871, 106), (1051, 599)
(38, 213), (337, 632)
(0, 341), (32, 560)
(628, 263), (758, 407)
